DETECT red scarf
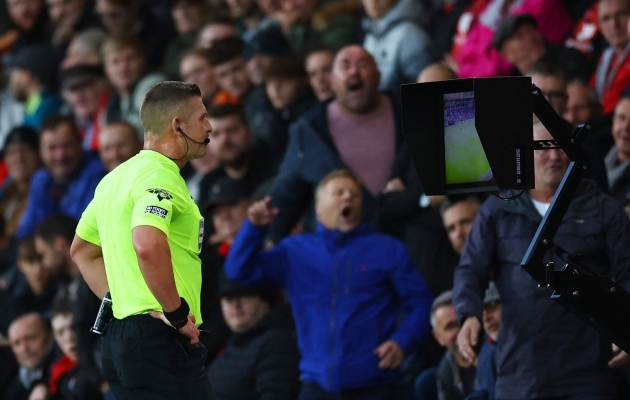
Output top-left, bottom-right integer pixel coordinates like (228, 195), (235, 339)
(218, 241), (231, 257)
(48, 355), (77, 394)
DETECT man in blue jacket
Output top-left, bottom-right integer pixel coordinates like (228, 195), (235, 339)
(265, 45), (457, 297)
(225, 169), (433, 400)
(455, 122), (630, 399)
(16, 115), (106, 238)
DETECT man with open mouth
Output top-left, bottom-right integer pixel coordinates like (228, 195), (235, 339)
(225, 169), (433, 400)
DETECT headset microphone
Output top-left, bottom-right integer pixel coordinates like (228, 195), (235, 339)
(177, 126), (210, 145)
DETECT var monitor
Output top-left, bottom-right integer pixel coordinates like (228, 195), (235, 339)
(400, 77), (534, 195)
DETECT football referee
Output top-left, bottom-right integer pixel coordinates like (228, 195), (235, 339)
(70, 81), (215, 399)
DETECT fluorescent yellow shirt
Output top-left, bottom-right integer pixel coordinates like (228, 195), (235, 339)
(76, 150), (204, 323)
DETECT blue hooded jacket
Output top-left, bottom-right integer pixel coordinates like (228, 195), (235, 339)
(225, 220), (433, 391)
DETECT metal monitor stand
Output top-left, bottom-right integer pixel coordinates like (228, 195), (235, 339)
(521, 84), (630, 354)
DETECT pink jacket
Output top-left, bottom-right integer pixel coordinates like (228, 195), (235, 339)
(457, 0), (573, 78)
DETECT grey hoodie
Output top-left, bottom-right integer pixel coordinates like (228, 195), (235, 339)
(363, 0), (436, 94)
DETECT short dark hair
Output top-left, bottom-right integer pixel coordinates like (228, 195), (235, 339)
(440, 195), (483, 217)
(181, 47), (212, 65)
(617, 94), (630, 109)
(34, 213), (78, 244)
(51, 298), (75, 320)
(264, 54), (307, 81)
(207, 36), (245, 66)
(304, 45), (335, 61)
(18, 236), (40, 263)
(568, 78), (601, 108)
(207, 103), (248, 125)
(41, 115), (80, 140)
(526, 61), (565, 81)
(8, 312), (51, 339)
(102, 120), (142, 143)
(139, 81), (202, 134)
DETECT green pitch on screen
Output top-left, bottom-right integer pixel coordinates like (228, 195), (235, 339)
(445, 122), (491, 184)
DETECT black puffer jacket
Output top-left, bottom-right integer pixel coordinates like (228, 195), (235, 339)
(207, 303), (300, 400)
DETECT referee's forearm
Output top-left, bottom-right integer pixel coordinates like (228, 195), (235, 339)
(71, 235), (109, 299)
(79, 259), (109, 300)
(138, 256), (181, 312)
(132, 227), (182, 312)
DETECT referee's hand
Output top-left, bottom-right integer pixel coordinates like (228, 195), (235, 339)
(149, 311), (200, 344)
(178, 315), (200, 344)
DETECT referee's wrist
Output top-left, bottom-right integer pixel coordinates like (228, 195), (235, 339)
(163, 297), (190, 329)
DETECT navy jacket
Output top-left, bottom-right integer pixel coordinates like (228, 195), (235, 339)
(225, 221), (433, 391)
(453, 180), (630, 398)
(465, 338), (496, 400)
(266, 95), (420, 243)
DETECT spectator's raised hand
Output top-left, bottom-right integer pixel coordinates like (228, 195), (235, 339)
(248, 197), (279, 226)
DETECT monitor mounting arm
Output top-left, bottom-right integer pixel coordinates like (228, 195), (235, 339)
(521, 84), (630, 353)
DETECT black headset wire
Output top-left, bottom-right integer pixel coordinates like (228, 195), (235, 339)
(168, 126), (209, 161)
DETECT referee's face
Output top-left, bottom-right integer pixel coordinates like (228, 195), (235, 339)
(182, 96), (212, 160)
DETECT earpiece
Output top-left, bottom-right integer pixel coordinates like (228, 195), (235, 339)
(177, 124), (210, 145)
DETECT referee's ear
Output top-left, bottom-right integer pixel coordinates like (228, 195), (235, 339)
(170, 117), (182, 135)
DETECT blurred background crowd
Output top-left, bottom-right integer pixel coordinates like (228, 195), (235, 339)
(1, 0), (630, 399)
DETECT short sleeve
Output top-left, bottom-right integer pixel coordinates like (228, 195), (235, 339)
(76, 199), (101, 246)
(131, 188), (175, 235)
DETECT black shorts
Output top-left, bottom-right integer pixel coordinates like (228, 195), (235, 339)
(101, 314), (215, 400)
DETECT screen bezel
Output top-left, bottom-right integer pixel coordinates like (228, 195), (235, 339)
(400, 76), (534, 195)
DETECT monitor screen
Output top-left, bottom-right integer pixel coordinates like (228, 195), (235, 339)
(400, 76), (533, 195)
(443, 92), (494, 186)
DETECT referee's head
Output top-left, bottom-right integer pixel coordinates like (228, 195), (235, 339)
(140, 81), (202, 136)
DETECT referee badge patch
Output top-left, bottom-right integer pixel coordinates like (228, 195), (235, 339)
(147, 188), (173, 202)
(145, 206), (168, 219)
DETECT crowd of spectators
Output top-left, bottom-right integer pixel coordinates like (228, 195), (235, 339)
(443, 98), (475, 127)
(1, 0), (630, 399)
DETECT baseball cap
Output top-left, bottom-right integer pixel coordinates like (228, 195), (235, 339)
(2, 125), (39, 155)
(205, 177), (252, 211)
(483, 281), (500, 305)
(8, 44), (62, 85)
(243, 26), (292, 61)
(492, 13), (538, 51)
(217, 273), (276, 304)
